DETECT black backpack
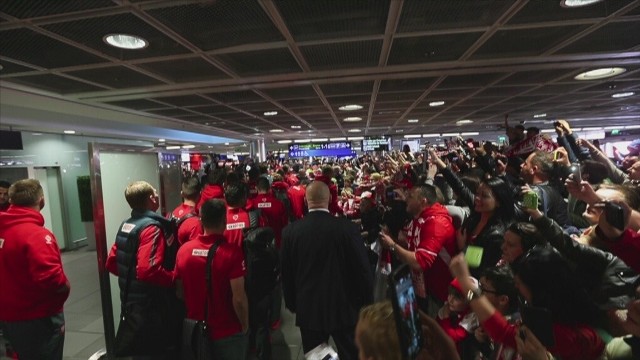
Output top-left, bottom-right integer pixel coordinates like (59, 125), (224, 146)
(243, 210), (280, 302)
(169, 211), (198, 243)
(272, 187), (294, 222)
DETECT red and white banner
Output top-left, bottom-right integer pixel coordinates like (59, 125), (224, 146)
(504, 135), (557, 157)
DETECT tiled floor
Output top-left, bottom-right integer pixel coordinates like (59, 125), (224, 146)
(59, 247), (306, 360)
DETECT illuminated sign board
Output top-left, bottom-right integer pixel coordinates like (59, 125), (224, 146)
(288, 142), (353, 158)
(362, 136), (390, 151)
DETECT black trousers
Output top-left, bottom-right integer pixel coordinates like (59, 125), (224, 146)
(300, 326), (357, 360)
(1, 312), (65, 360)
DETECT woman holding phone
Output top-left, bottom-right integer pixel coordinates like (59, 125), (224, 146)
(449, 248), (605, 360)
(429, 149), (516, 277)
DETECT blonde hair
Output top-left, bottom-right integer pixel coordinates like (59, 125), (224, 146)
(357, 301), (401, 360)
(9, 179), (43, 206)
(125, 181), (155, 210)
(370, 173), (382, 182)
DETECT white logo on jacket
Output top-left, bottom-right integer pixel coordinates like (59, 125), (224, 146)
(192, 249), (208, 257)
(45, 235), (53, 245)
(121, 223), (135, 233)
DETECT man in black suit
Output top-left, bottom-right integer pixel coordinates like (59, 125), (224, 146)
(281, 181), (373, 360)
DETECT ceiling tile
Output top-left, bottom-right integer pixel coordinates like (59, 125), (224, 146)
(507, 0), (636, 25)
(389, 32), (483, 64)
(138, 57), (229, 83)
(154, 95), (211, 107)
(5, 74), (104, 94)
(279, 0), (389, 42)
(556, 21), (640, 54)
(147, 1), (284, 51)
(0, 0), (116, 19)
(66, 66), (164, 88)
(216, 48), (302, 76)
(102, 99), (166, 110)
(398, 0), (510, 32)
(300, 40), (382, 71)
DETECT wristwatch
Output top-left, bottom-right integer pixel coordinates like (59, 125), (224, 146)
(467, 288), (481, 302)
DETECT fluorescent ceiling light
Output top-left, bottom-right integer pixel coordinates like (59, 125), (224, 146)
(348, 136), (364, 140)
(540, 129), (556, 133)
(224, 142), (230, 145)
(442, 132), (460, 136)
(423, 133), (440, 137)
(456, 119), (473, 125)
(165, 146), (181, 150)
(404, 134), (422, 139)
(407, 119), (419, 123)
(574, 67), (626, 80)
(264, 111), (278, 116)
(330, 137), (346, 141)
(158, 138), (165, 142)
(461, 132), (480, 136)
(582, 127), (603, 131)
(277, 140), (292, 144)
(269, 129), (284, 133)
(560, 0), (603, 8)
(625, 125), (640, 129)
(533, 113), (547, 118)
(311, 138), (329, 142)
(182, 145), (195, 149)
(395, 129), (404, 133)
(604, 126), (620, 130)
(63, 130), (76, 134)
(339, 104), (363, 111)
(291, 125), (301, 129)
(103, 34), (148, 49)
(294, 139), (311, 143)
(612, 92), (635, 98)
(343, 117), (362, 122)
(31, 133), (43, 136)
(348, 129), (361, 133)
(429, 101), (445, 107)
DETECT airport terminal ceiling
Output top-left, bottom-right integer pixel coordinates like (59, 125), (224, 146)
(0, 0), (639, 150)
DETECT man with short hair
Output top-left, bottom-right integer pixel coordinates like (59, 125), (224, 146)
(520, 150), (570, 227)
(281, 181), (372, 359)
(314, 166), (342, 216)
(380, 184), (457, 313)
(224, 183), (265, 248)
(106, 180), (177, 357)
(174, 199), (249, 359)
(0, 179), (70, 360)
(171, 177), (202, 246)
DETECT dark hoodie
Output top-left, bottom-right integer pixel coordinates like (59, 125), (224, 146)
(0, 205), (69, 321)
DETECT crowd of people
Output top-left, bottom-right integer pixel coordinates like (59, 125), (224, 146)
(1, 119), (640, 360)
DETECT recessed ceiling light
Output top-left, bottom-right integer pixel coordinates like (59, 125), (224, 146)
(423, 133), (440, 137)
(404, 134), (422, 139)
(540, 129), (557, 134)
(63, 130), (76, 134)
(343, 117), (362, 122)
(277, 140), (292, 144)
(461, 132), (480, 136)
(31, 132), (43, 136)
(348, 129), (361, 133)
(612, 92), (634, 98)
(574, 67), (626, 80)
(560, 0), (603, 8)
(429, 101), (445, 107)
(269, 129), (284, 133)
(533, 113), (547, 118)
(339, 104), (363, 111)
(442, 132), (460, 136)
(264, 111), (278, 116)
(348, 136), (364, 140)
(294, 139), (311, 143)
(582, 127), (603, 131)
(182, 145), (195, 149)
(311, 138), (329, 142)
(165, 146), (181, 150)
(158, 138), (165, 142)
(330, 137), (347, 141)
(224, 142), (230, 145)
(291, 125), (301, 129)
(103, 34), (148, 50)
(408, 119), (419, 123)
(456, 119), (473, 125)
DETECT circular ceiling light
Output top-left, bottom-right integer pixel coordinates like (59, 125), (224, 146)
(408, 119), (419, 123)
(560, 0), (603, 8)
(343, 117), (362, 122)
(456, 119), (473, 125)
(339, 104), (363, 111)
(103, 34), (148, 50)
(574, 67), (626, 80)
(269, 129), (284, 133)
(611, 92), (635, 98)
(429, 101), (445, 107)
(347, 129), (361, 133)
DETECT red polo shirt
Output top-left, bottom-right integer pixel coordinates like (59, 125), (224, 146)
(287, 185), (306, 220)
(251, 192), (288, 248)
(171, 204), (201, 246)
(174, 233), (246, 341)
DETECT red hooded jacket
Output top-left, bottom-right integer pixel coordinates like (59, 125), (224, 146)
(0, 205), (70, 321)
(197, 183), (224, 212)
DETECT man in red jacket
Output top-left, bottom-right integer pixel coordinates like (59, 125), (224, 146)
(380, 184), (456, 313)
(170, 176), (202, 246)
(287, 179), (307, 221)
(0, 179), (70, 360)
(197, 168), (225, 212)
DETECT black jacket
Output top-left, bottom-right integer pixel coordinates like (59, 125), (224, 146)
(533, 216), (639, 310)
(281, 210), (373, 331)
